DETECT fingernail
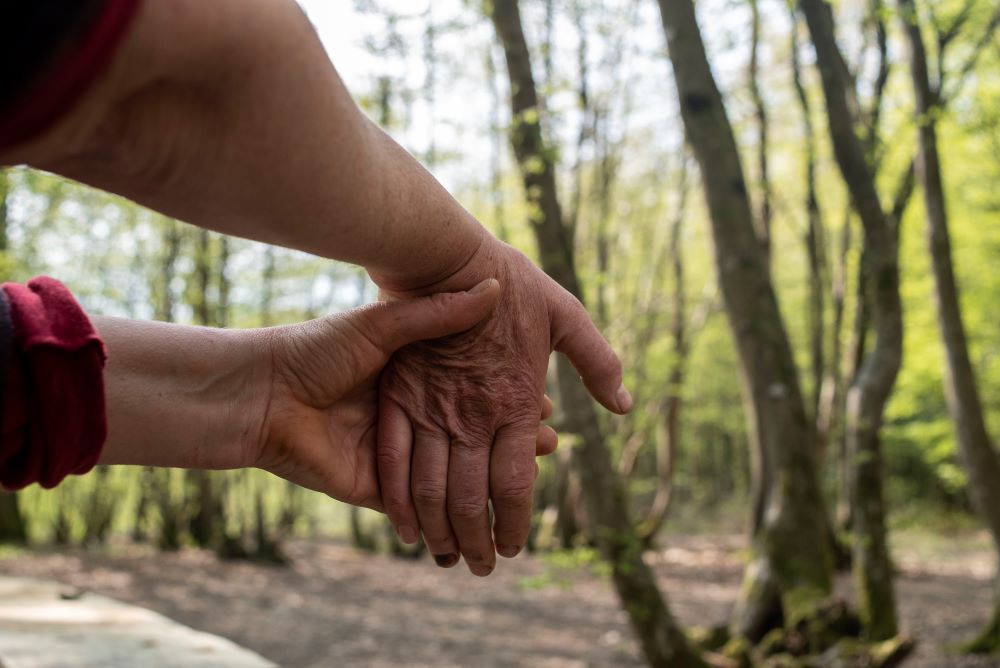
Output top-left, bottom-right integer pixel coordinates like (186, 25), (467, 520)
(497, 544), (521, 559)
(470, 563), (495, 577)
(434, 553), (459, 568)
(397, 525), (418, 544)
(616, 384), (633, 413)
(467, 278), (495, 295)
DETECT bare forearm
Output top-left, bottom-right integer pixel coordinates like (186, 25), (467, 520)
(2, 0), (487, 291)
(95, 316), (265, 470)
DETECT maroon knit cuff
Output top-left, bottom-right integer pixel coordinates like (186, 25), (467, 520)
(0, 0), (142, 150)
(0, 277), (108, 490)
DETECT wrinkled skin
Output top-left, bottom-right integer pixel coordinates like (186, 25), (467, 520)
(250, 281), (557, 509)
(377, 240), (628, 576)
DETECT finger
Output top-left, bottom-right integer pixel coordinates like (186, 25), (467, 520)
(357, 279), (500, 354)
(540, 394), (554, 421)
(490, 422), (538, 559)
(535, 424), (558, 457)
(411, 428), (460, 567)
(377, 395), (419, 544)
(551, 293), (631, 414)
(534, 461), (540, 480)
(447, 433), (496, 576)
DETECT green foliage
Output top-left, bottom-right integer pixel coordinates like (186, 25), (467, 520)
(517, 546), (611, 590)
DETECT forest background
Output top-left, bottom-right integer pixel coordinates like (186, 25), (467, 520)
(2, 0), (1000, 666)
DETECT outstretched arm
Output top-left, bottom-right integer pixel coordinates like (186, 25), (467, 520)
(97, 282), (541, 509)
(1, 0), (628, 574)
(0, 0), (486, 292)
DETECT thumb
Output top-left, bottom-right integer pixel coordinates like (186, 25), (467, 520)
(359, 278), (500, 353)
(551, 293), (631, 414)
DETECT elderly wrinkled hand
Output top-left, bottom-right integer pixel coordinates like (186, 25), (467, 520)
(249, 279), (558, 510)
(376, 239), (629, 576)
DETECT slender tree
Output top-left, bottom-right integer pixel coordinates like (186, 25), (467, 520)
(789, 7), (828, 431)
(799, 0), (903, 639)
(748, 0), (773, 261)
(186, 229), (227, 550)
(655, 0), (834, 642)
(635, 160), (694, 544)
(897, 0), (1000, 651)
(490, 1), (706, 664)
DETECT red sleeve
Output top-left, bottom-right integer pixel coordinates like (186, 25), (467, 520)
(0, 0), (142, 150)
(1, 277), (107, 490)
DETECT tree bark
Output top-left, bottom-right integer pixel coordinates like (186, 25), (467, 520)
(0, 168), (10, 252)
(799, 0), (901, 640)
(789, 8), (827, 432)
(637, 166), (691, 545)
(656, 0), (832, 641)
(490, 2), (705, 665)
(0, 492), (27, 544)
(186, 229), (226, 550)
(748, 0), (772, 260)
(898, 0), (1000, 650)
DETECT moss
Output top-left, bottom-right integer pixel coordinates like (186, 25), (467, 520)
(758, 628), (788, 657)
(759, 654), (807, 668)
(721, 636), (753, 668)
(688, 624), (730, 652)
(780, 584), (829, 629)
(868, 636), (915, 667)
(800, 599), (863, 654)
(814, 636), (915, 668)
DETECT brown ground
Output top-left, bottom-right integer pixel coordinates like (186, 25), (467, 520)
(1, 534), (997, 668)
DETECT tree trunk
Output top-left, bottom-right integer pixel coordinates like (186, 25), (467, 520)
(799, 0), (901, 640)
(656, 0), (832, 641)
(82, 466), (115, 544)
(637, 170), (690, 545)
(186, 229), (226, 550)
(898, 0), (1000, 650)
(490, 2), (705, 665)
(0, 491), (27, 544)
(486, 47), (510, 244)
(131, 218), (184, 546)
(0, 168), (10, 253)
(748, 0), (772, 260)
(789, 7), (827, 431)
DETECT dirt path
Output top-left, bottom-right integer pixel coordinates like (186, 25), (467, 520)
(1, 535), (996, 667)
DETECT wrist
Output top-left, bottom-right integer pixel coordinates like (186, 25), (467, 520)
(369, 229), (508, 298)
(99, 318), (268, 471)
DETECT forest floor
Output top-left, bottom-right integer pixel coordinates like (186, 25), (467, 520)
(0, 531), (997, 668)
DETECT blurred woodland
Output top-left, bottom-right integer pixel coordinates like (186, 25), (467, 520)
(2, 0), (1000, 666)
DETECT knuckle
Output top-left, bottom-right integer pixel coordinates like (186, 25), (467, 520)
(450, 433), (491, 453)
(429, 291), (455, 309)
(565, 293), (586, 314)
(448, 497), (488, 521)
(411, 480), (447, 507)
(606, 350), (623, 378)
(493, 478), (534, 508)
(376, 445), (407, 469)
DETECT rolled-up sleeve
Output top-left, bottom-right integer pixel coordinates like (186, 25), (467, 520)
(1, 277), (107, 490)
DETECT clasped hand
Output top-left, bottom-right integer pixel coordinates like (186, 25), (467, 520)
(251, 240), (627, 577)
